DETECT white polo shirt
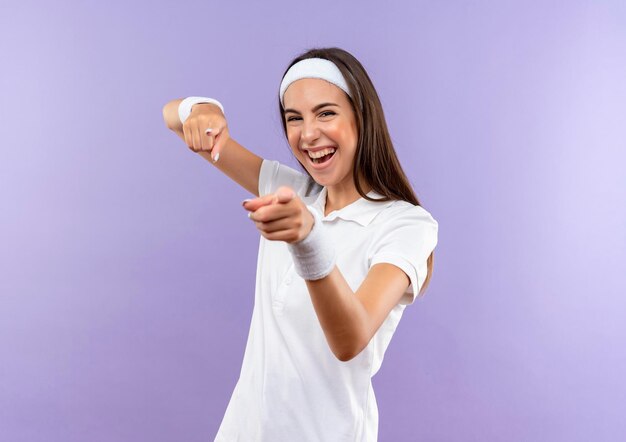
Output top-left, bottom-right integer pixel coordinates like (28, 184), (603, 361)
(214, 159), (438, 442)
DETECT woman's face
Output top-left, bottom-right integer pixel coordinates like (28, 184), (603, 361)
(283, 78), (358, 188)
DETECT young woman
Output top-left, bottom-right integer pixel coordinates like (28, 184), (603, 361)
(162, 47), (438, 442)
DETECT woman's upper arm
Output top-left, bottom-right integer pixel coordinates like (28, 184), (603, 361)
(354, 263), (411, 345)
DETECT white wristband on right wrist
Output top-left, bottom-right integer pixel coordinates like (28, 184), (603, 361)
(178, 96), (225, 123)
(287, 205), (336, 280)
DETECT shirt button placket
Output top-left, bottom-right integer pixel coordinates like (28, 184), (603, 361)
(273, 264), (294, 312)
(283, 262), (294, 286)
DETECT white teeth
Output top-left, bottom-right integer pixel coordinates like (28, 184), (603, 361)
(307, 147), (336, 159)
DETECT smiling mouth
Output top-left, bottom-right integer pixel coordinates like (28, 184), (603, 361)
(305, 147), (337, 165)
(310, 151), (336, 164)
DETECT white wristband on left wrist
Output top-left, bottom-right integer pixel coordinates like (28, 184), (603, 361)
(178, 96), (225, 123)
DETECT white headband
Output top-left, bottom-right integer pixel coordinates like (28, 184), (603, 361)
(279, 57), (353, 107)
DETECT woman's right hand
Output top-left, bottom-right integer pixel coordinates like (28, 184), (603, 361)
(182, 103), (230, 162)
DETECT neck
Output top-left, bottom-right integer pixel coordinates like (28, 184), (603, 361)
(324, 180), (372, 216)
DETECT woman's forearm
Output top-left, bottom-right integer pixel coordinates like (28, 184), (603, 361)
(305, 266), (370, 362)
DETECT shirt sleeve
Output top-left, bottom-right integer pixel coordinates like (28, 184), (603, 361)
(367, 205), (439, 306)
(258, 159), (319, 198)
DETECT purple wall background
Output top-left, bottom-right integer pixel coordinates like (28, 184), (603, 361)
(1, 1), (625, 441)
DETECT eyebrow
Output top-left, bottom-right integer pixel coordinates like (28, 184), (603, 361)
(283, 102), (339, 114)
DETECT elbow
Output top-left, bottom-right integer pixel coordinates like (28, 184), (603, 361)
(335, 347), (363, 362)
(163, 103), (172, 129)
(162, 101), (179, 130)
(162, 104), (172, 129)
(330, 315), (372, 362)
(334, 338), (368, 362)
(335, 350), (353, 362)
(337, 354), (357, 363)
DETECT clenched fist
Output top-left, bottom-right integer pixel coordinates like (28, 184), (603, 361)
(182, 103), (230, 162)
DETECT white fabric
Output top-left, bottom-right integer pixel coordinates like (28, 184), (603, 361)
(279, 58), (352, 107)
(287, 204), (337, 280)
(177, 96), (224, 123)
(214, 159), (439, 442)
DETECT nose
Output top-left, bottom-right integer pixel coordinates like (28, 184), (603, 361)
(300, 118), (320, 147)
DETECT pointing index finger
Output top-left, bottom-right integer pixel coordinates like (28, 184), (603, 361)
(242, 193), (278, 212)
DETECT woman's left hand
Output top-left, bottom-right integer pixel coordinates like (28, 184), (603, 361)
(242, 186), (315, 243)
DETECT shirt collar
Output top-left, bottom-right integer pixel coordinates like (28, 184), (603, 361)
(308, 186), (395, 227)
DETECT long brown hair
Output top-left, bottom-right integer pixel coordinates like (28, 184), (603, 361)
(278, 47), (435, 297)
